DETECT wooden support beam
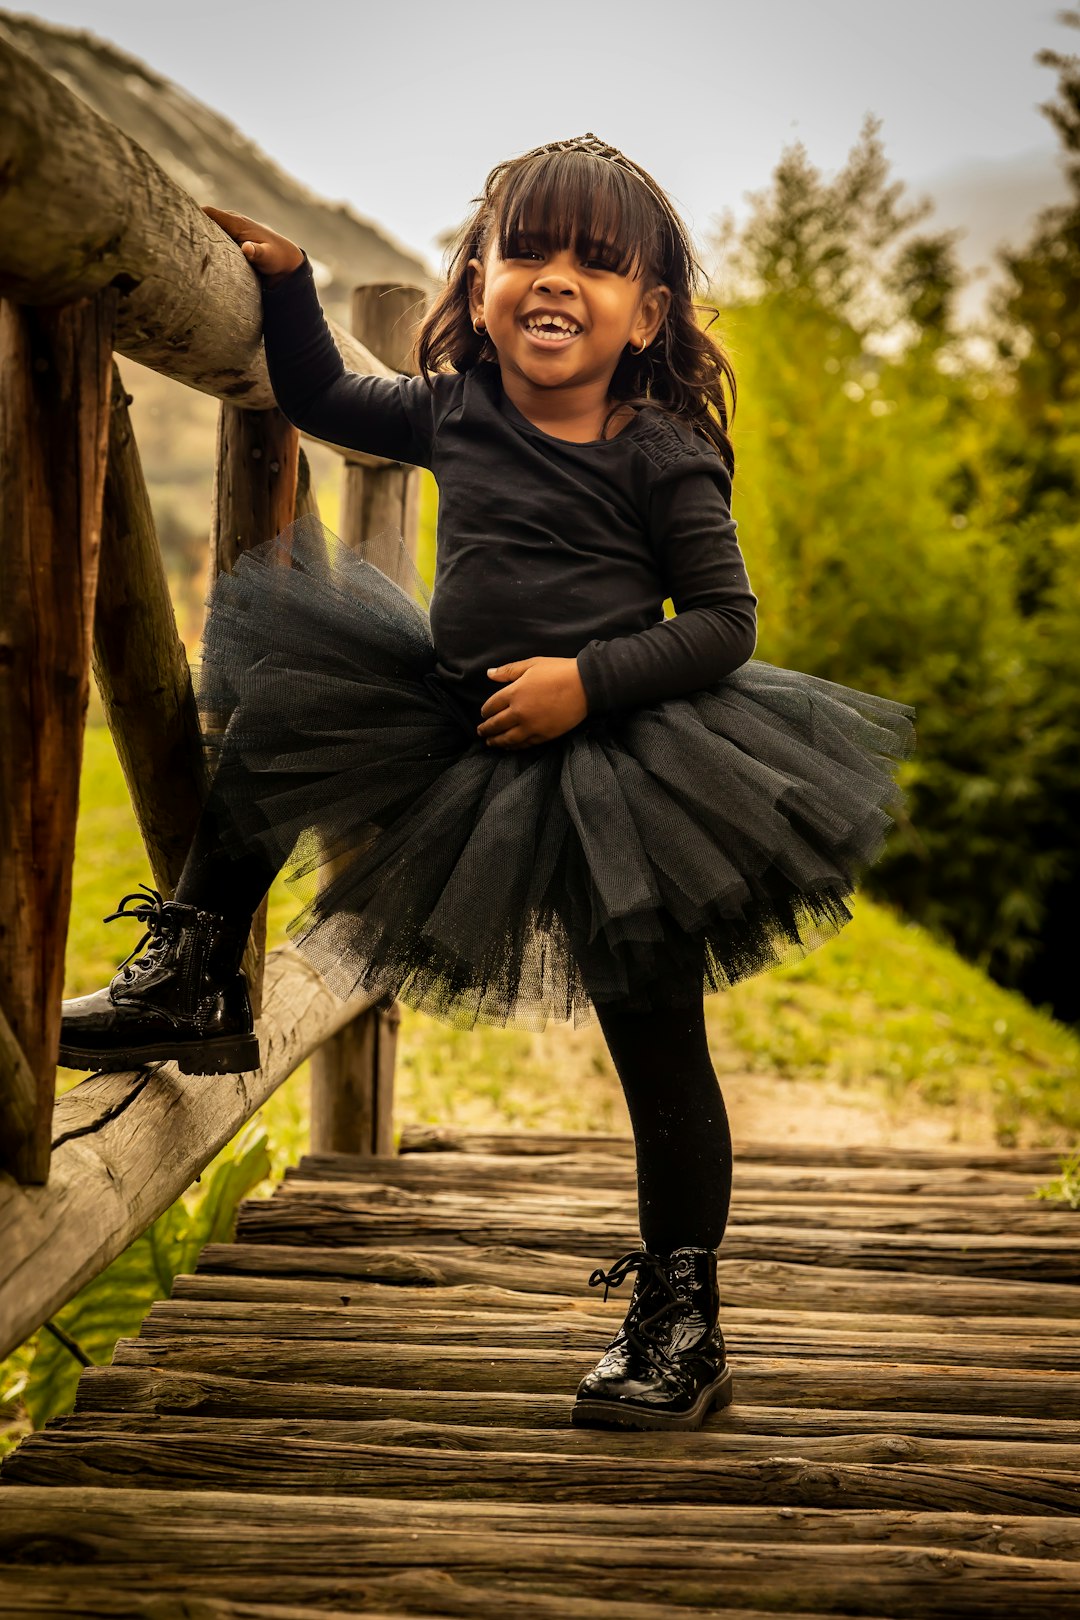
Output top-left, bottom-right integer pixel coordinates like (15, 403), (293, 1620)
(209, 404), (300, 1020)
(0, 288), (116, 1184)
(0, 33), (404, 465)
(92, 363), (208, 893)
(0, 943), (376, 1361)
(310, 283), (426, 1159)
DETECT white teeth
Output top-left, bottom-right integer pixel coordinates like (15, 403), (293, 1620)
(524, 313), (581, 338)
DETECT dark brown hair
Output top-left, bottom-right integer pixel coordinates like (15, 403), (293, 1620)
(412, 137), (736, 473)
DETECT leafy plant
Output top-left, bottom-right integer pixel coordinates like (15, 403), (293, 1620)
(1036, 1151), (1080, 1209)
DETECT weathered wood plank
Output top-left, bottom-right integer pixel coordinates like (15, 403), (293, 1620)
(269, 1180), (1076, 1237)
(0, 947), (374, 1360)
(291, 1151), (1052, 1200)
(230, 1201), (1080, 1281)
(1, 1497), (1079, 1620)
(167, 1272), (1080, 1337)
(193, 1242), (1080, 1317)
(3, 1484), (1078, 1561)
(107, 1337), (1080, 1416)
(396, 1126), (1067, 1173)
(0, 287), (116, 1183)
(0, 1571), (821, 1620)
(4, 1428), (1080, 1515)
(135, 1300), (1080, 1370)
(70, 1368), (1080, 1447)
(43, 1413), (1080, 1472)
(0, 33), (401, 467)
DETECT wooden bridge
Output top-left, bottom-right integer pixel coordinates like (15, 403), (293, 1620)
(2, 28), (1079, 1620)
(3, 1127), (1080, 1616)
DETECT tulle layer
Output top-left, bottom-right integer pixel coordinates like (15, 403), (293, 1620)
(193, 515), (916, 1030)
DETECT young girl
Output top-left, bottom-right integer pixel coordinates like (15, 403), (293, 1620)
(59, 133), (915, 1433)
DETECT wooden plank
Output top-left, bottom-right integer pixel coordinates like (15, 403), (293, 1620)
(397, 1126), (1066, 1173)
(193, 1242), (1080, 1317)
(4, 1426), (1080, 1515)
(291, 1151), (1051, 1200)
(0, 34), (404, 466)
(106, 1338), (1080, 1416)
(269, 1181), (1075, 1237)
(230, 1202), (1080, 1281)
(2, 1484), (1078, 1561)
(0, 1572), (830, 1620)
(2, 1492), (1080, 1620)
(70, 1368), (1080, 1447)
(92, 361), (209, 893)
(0, 287), (116, 1183)
(43, 1413), (1080, 1472)
(0, 946), (375, 1361)
(167, 1272), (1080, 1337)
(134, 1300), (1080, 1370)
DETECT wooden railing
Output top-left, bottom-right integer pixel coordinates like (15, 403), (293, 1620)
(0, 33), (427, 1361)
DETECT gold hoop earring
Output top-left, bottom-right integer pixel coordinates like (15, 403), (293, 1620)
(473, 318), (486, 333)
(631, 339), (648, 355)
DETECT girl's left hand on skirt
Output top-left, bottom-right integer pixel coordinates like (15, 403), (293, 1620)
(478, 657), (589, 749)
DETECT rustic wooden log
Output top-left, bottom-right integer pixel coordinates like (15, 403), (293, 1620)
(193, 1241), (1080, 1317)
(271, 1179), (1072, 1238)
(92, 363), (208, 892)
(108, 1337), (1080, 1417)
(228, 1200), (1080, 1281)
(397, 1125), (1067, 1174)
(70, 1367), (1080, 1450)
(291, 1150), (1049, 1201)
(0, 1572), (785, 1620)
(0, 34), (400, 468)
(134, 1299), (1080, 1372)
(44, 1410), (1080, 1473)
(8, 1482), (1080, 1563)
(0, 288), (117, 1184)
(208, 402), (299, 1018)
(0, 945), (374, 1361)
(310, 1002), (401, 1158)
(167, 1273), (1080, 1337)
(4, 1425), (1080, 1516)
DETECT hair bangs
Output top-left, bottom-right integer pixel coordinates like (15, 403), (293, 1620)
(493, 151), (661, 281)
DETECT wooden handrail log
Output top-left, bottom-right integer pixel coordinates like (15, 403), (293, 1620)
(0, 946), (376, 1361)
(0, 33), (399, 468)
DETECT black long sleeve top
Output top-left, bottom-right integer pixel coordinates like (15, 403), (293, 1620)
(260, 253), (758, 718)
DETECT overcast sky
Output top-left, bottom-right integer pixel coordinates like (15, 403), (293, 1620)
(12, 0), (1076, 271)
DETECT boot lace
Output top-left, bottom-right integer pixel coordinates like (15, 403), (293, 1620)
(587, 1247), (691, 1377)
(104, 884), (181, 982)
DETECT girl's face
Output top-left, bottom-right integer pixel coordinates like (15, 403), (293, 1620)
(467, 234), (670, 394)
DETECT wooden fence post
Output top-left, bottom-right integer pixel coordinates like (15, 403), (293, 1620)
(309, 283), (426, 1159)
(209, 405), (299, 1021)
(0, 288), (117, 1184)
(92, 363), (208, 893)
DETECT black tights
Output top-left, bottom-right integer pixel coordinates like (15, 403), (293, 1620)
(175, 791), (734, 1254)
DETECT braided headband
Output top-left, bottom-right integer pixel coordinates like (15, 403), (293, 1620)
(514, 132), (669, 207)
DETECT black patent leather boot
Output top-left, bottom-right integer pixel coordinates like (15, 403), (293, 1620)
(572, 1244), (733, 1431)
(59, 884), (261, 1076)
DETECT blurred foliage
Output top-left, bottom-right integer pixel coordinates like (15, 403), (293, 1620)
(705, 40), (1080, 1018)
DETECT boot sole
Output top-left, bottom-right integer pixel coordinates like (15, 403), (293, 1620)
(58, 1034), (261, 1077)
(571, 1365), (734, 1432)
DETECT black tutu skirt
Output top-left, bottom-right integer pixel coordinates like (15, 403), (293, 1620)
(192, 515), (916, 1031)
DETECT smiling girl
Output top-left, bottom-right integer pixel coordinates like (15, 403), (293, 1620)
(59, 134), (915, 1433)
